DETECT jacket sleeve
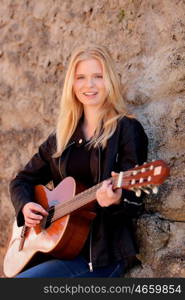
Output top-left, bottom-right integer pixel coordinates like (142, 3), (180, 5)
(103, 117), (148, 218)
(9, 133), (56, 226)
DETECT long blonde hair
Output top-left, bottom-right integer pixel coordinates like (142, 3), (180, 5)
(54, 44), (128, 157)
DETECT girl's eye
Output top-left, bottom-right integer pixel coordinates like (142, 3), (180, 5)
(76, 76), (84, 80)
(75, 74), (103, 80)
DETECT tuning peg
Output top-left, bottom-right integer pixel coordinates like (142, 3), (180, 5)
(152, 186), (158, 194)
(132, 170), (138, 175)
(130, 187), (141, 197)
(131, 179), (136, 185)
(147, 176), (152, 182)
(139, 178), (144, 183)
(140, 187), (150, 194)
(135, 189), (142, 197)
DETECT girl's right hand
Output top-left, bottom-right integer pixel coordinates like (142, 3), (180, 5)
(22, 202), (48, 227)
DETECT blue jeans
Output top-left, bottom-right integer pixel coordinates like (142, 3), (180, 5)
(16, 255), (125, 278)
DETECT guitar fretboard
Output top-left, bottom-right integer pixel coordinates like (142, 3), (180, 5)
(47, 170), (131, 224)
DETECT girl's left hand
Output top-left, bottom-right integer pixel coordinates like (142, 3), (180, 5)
(96, 172), (122, 207)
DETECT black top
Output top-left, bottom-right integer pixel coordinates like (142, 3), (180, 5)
(65, 137), (98, 261)
(66, 140), (94, 188)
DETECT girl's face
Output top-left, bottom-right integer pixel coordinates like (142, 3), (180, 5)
(73, 58), (108, 109)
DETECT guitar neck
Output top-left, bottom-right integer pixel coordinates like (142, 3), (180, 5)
(50, 171), (130, 223)
(48, 159), (170, 224)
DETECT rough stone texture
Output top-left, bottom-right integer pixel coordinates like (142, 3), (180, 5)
(0, 0), (185, 277)
(126, 215), (185, 277)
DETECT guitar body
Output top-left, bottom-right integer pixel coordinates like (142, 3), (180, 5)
(3, 177), (96, 278)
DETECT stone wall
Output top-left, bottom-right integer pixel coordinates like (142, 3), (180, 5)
(0, 0), (185, 277)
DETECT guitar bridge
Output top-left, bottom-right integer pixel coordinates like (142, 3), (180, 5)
(42, 206), (54, 229)
(40, 215), (48, 229)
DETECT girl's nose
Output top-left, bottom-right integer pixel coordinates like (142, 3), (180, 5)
(86, 77), (95, 87)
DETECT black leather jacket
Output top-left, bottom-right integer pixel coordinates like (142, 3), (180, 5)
(10, 116), (148, 268)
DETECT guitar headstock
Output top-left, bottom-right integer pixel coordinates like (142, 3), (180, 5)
(113, 160), (170, 197)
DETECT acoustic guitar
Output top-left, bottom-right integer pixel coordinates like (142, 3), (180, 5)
(3, 160), (170, 277)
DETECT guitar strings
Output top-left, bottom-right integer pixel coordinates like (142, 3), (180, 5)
(46, 177), (110, 214)
(45, 174), (149, 223)
(41, 163), (167, 224)
(46, 169), (131, 215)
(46, 164), (161, 223)
(45, 182), (103, 223)
(47, 180), (102, 212)
(45, 178), (113, 223)
(45, 177), (133, 224)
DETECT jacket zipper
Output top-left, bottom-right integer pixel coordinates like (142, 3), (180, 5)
(88, 145), (101, 272)
(88, 229), (93, 272)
